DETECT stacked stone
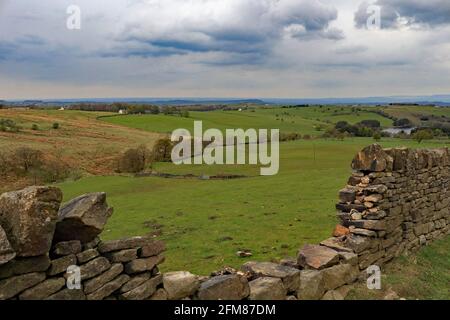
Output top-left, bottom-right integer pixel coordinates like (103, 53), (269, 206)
(0, 187), (166, 300)
(334, 144), (449, 272)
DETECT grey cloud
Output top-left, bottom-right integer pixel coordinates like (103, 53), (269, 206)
(355, 0), (450, 29)
(112, 0), (343, 64)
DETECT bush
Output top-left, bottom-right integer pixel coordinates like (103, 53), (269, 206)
(279, 132), (302, 142)
(0, 119), (20, 132)
(181, 110), (190, 118)
(52, 122), (60, 129)
(373, 132), (381, 142)
(13, 147), (43, 173)
(117, 145), (152, 173)
(412, 129), (434, 143)
(393, 118), (412, 127)
(358, 120), (380, 128)
(31, 124), (39, 131)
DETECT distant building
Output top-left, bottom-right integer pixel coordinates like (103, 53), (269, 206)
(118, 109), (127, 114)
(58, 107), (65, 111)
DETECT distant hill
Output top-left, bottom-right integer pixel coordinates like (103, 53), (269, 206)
(4, 95), (450, 107)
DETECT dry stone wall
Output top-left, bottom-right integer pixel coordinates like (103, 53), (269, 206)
(0, 144), (448, 300)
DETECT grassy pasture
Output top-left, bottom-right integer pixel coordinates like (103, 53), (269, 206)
(58, 137), (449, 275)
(102, 106), (395, 135)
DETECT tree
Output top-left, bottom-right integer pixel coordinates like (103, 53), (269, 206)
(181, 110), (190, 118)
(393, 118), (412, 127)
(152, 138), (173, 162)
(14, 147), (43, 173)
(412, 130), (433, 143)
(373, 132), (381, 142)
(117, 145), (152, 173)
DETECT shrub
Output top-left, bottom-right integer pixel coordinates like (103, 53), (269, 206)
(412, 129), (434, 143)
(13, 147), (43, 174)
(393, 118), (412, 127)
(0, 119), (20, 132)
(31, 124), (39, 130)
(117, 145), (152, 173)
(373, 132), (381, 142)
(181, 110), (190, 118)
(358, 120), (381, 128)
(52, 122), (60, 129)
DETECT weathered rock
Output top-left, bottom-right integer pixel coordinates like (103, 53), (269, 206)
(364, 210), (387, 220)
(351, 144), (393, 172)
(79, 257), (111, 281)
(320, 237), (354, 253)
(297, 270), (324, 300)
(349, 220), (386, 231)
(83, 237), (100, 250)
(350, 228), (377, 237)
(124, 255), (164, 274)
(149, 288), (168, 300)
(46, 288), (86, 300)
(76, 249), (99, 264)
(139, 241), (166, 258)
(332, 225), (350, 237)
(279, 257), (299, 269)
(0, 254), (50, 279)
(242, 261), (300, 292)
(383, 288), (400, 300)
(322, 290), (344, 300)
(0, 186), (62, 257)
(84, 263), (124, 294)
(98, 236), (151, 253)
(54, 192), (113, 243)
(197, 274), (250, 300)
(364, 194), (383, 203)
(364, 184), (388, 194)
(248, 277), (286, 300)
(47, 254), (76, 276)
(163, 271), (200, 300)
(53, 240), (82, 256)
(120, 272), (151, 293)
(0, 272), (46, 300)
(297, 244), (339, 270)
(19, 278), (65, 300)
(338, 252), (358, 266)
(339, 188), (356, 203)
(120, 274), (162, 300)
(321, 263), (359, 291)
(0, 226), (15, 265)
(344, 234), (373, 253)
(86, 274), (130, 300)
(104, 248), (138, 263)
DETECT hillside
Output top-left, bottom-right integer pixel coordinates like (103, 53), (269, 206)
(0, 109), (162, 192)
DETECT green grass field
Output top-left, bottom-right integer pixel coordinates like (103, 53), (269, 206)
(57, 137), (449, 275)
(102, 106), (395, 136)
(348, 236), (450, 300)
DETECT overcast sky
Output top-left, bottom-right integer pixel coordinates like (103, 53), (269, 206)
(0, 0), (449, 99)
